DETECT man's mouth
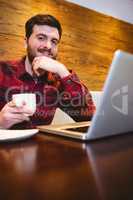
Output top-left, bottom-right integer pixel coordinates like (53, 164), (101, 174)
(38, 50), (52, 57)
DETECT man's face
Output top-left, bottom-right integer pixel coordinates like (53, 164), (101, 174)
(25, 25), (60, 63)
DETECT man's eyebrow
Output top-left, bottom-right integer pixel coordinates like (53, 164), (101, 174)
(36, 33), (46, 37)
(36, 33), (59, 42)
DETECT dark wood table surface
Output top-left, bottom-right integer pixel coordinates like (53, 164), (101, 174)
(0, 131), (133, 200)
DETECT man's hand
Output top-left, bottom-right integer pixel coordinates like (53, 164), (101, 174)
(0, 101), (33, 129)
(32, 56), (70, 78)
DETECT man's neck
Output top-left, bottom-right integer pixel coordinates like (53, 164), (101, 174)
(25, 56), (33, 76)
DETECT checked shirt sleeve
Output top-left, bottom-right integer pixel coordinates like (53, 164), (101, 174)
(58, 72), (96, 122)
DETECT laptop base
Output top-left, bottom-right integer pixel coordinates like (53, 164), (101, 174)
(37, 121), (91, 140)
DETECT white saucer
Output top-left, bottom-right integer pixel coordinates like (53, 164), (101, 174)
(0, 129), (39, 142)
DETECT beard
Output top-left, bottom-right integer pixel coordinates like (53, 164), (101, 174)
(27, 45), (57, 64)
(26, 45), (57, 77)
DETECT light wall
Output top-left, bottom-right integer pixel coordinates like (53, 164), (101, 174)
(66, 0), (133, 24)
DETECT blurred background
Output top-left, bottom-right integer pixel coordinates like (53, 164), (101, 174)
(0, 0), (133, 90)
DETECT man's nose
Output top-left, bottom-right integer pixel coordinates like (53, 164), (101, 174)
(43, 40), (51, 49)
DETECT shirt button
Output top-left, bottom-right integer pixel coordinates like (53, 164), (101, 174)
(66, 79), (72, 84)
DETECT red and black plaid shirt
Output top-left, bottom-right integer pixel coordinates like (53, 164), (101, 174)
(0, 57), (95, 129)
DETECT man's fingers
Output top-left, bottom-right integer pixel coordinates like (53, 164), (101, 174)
(7, 101), (16, 107)
(32, 63), (40, 76)
(3, 100), (35, 114)
(7, 113), (30, 121)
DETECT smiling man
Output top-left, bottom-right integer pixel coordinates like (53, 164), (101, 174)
(0, 14), (95, 129)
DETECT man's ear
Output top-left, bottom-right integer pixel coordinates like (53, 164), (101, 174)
(24, 37), (28, 49)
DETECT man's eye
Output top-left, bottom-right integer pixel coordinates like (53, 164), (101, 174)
(52, 40), (58, 45)
(38, 37), (44, 40)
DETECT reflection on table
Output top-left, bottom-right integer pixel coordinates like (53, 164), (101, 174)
(0, 132), (133, 200)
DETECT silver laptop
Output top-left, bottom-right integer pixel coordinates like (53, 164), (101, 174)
(38, 50), (133, 140)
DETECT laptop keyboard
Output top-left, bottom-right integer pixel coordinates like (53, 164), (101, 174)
(65, 126), (89, 133)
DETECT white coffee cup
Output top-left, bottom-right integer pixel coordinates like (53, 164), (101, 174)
(12, 93), (36, 115)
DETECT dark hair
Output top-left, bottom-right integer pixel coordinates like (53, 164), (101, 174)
(25, 14), (62, 39)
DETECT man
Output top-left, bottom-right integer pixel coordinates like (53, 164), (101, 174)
(0, 14), (95, 129)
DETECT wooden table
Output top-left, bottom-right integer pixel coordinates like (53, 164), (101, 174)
(0, 131), (133, 200)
